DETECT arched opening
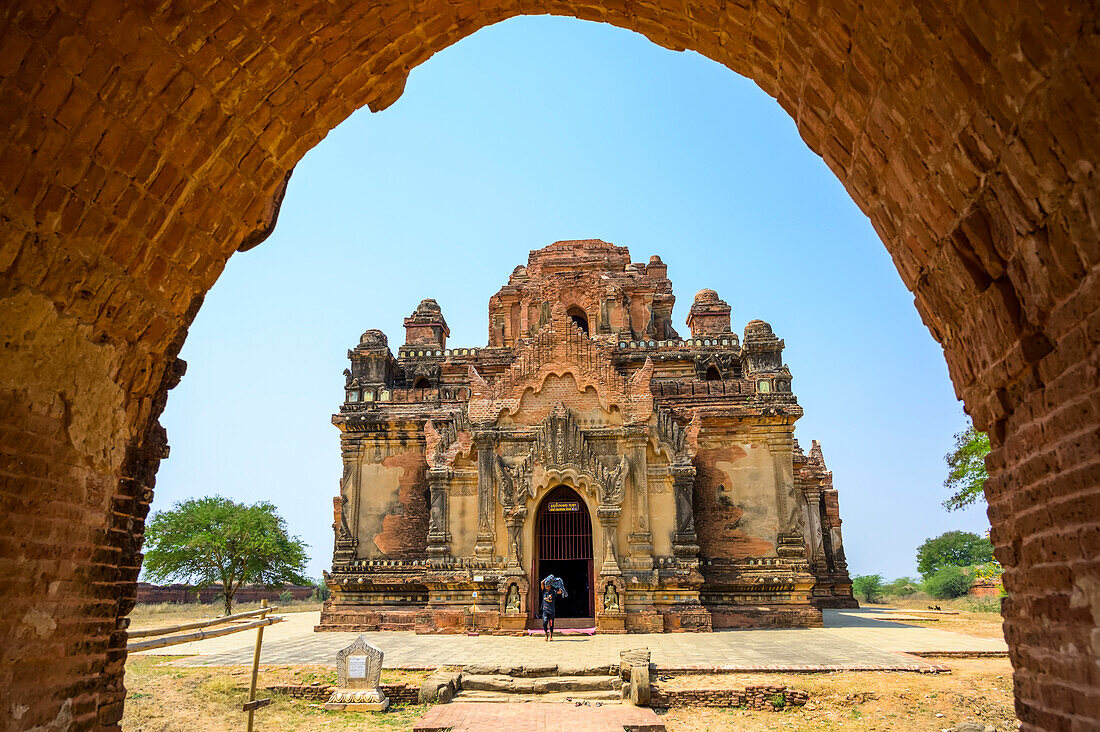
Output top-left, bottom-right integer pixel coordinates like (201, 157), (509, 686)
(534, 486), (593, 621)
(413, 377), (431, 389)
(0, 2), (1095, 727)
(705, 365), (722, 381)
(566, 306), (589, 335)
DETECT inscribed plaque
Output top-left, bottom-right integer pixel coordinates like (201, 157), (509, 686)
(348, 656), (366, 678)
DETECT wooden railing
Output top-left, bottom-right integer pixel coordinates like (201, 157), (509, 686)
(127, 600), (282, 730)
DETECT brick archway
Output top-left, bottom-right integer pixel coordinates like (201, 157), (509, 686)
(0, 2), (1096, 728)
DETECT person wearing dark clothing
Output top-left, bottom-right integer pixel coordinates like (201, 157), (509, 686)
(540, 576), (564, 640)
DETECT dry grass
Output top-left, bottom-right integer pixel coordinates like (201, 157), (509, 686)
(658, 659), (1017, 731)
(123, 657), (1016, 731)
(122, 657), (430, 731)
(127, 599), (323, 632)
(867, 599), (1006, 640)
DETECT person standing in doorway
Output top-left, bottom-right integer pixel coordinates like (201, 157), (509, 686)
(540, 576), (564, 641)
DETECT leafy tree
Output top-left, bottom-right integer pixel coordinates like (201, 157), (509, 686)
(923, 566), (973, 599)
(943, 423), (990, 511)
(312, 578), (331, 601)
(916, 530), (994, 579)
(885, 577), (920, 597)
(143, 496), (309, 615)
(852, 574), (885, 603)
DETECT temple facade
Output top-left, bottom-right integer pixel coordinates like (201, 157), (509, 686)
(319, 240), (856, 635)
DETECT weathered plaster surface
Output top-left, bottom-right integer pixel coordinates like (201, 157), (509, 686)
(0, 290), (128, 473)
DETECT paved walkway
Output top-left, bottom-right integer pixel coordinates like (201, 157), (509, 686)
(137, 609), (1006, 672)
(413, 702), (665, 731)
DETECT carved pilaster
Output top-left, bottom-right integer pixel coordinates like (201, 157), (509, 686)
(475, 438), (496, 557)
(504, 507), (527, 575)
(598, 507), (622, 576)
(806, 492), (826, 572)
(831, 525), (848, 571)
(427, 468), (451, 560)
(671, 464), (699, 557)
(768, 433), (806, 562)
(333, 441), (360, 565)
(627, 438), (649, 526)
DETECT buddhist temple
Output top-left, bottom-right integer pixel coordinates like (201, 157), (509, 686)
(319, 240), (856, 634)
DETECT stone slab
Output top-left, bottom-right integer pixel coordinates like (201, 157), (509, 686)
(157, 608), (1005, 673)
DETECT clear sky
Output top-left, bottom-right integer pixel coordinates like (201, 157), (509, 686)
(154, 16), (991, 583)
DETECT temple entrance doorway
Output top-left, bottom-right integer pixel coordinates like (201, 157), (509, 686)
(532, 486), (593, 623)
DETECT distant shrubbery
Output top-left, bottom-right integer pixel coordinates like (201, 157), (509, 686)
(853, 530), (1003, 605)
(852, 574), (885, 603)
(923, 566), (973, 599)
(888, 577), (919, 595)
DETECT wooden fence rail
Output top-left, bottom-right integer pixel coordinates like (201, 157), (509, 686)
(127, 605), (282, 639)
(126, 615), (283, 653)
(126, 599), (279, 730)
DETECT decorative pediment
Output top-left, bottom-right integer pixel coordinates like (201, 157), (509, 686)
(424, 412), (472, 469)
(529, 403), (629, 507)
(466, 317), (652, 425)
(495, 450), (534, 509)
(652, 406), (699, 463)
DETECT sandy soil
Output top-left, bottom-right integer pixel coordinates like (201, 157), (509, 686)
(657, 659), (1016, 731)
(123, 657), (1016, 731)
(122, 657), (431, 731)
(869, 602), (1006, 640)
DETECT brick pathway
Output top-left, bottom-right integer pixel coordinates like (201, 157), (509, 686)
(141, 609), (1006, 672)
(412, 702), (666, 731)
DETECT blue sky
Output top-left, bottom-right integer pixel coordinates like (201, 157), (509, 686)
(154, 16), (990, 582)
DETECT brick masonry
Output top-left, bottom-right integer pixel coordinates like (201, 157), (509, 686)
(0, 1), (1096, 730)
(134, 583), (315, 605)
(266, 682), (419, 706)
(649, 684), (810, 710)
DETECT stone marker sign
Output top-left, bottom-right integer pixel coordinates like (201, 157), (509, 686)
(324, 635), (389, 711)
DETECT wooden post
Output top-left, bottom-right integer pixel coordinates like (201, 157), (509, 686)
(246, 599), (269, 732)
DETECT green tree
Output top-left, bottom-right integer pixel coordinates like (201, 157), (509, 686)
(943, 423), (990, 511)
(852, 574), (885, 603)
(143, 496), (309, 615)
(923, 566), (973, 599)
(916, 530), (994, 579)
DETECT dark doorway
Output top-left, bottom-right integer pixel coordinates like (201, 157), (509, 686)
(534, 486), (593, 619)
(566, 306), (589, 335)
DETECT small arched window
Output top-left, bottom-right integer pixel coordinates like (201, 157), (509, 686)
(705, 365), (722, 381)
(567, 306), (589, 335)
(413, 377), (431, 389)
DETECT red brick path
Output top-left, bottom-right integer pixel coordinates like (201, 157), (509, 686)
(413, 702), (666, 731)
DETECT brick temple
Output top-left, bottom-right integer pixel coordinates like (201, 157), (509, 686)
(319, 240), (855, 634)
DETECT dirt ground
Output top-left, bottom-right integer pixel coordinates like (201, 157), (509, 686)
(869, 600), (1006, 640)
(122, 602), (1013, 730)
(122, 657), (431, 731)
(122, 657), (1016, 731)
(656, 660), (1017, 731)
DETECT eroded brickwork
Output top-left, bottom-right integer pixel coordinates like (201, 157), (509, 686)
(0, 1), (1096, 728)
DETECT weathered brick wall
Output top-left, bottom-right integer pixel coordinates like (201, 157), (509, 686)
(134, 583), (314, 605)
(0, 1), (1096, 729)
(266, 682), (420, 705)
(650, 684), (810, 710)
